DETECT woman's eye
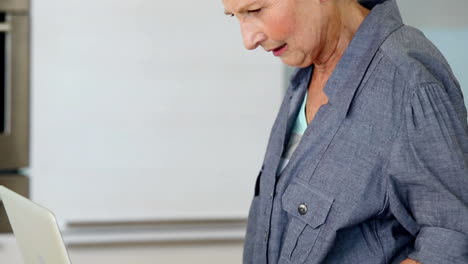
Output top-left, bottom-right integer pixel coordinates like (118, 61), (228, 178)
(247, 8), (261, 14)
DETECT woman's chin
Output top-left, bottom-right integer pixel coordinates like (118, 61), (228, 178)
(280, 56), (310, 68)
(279, 56), (297, 67)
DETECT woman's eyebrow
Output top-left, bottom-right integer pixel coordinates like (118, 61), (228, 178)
(224, 0), (259, 15)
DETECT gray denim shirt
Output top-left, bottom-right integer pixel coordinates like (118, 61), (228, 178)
(242, 0), (468, 263)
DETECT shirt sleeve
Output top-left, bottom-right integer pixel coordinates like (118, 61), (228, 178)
(386, 82), (468, 264)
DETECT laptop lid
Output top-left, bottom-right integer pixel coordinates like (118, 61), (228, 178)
(0, 185), (72, 264)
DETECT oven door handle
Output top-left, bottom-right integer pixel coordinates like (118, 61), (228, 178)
(0, 22), (11, 32)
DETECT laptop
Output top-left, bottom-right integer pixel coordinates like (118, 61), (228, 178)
(0, 185), (72, 264)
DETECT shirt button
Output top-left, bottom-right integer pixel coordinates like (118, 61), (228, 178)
(264, 231), (268, 242)
(298, 204), (308, 215)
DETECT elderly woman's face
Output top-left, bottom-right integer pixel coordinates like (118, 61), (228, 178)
(223, 0), (337, 67)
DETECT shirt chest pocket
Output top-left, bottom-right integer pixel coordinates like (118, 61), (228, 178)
(280, 182), (334, 264)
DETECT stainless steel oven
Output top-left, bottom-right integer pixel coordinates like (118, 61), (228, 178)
(0, 0), (29, 170)
(0, 0), (30, 233)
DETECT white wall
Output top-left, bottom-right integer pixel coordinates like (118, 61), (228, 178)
(25, 0), (283, 262)
(29, 0), (282, 225)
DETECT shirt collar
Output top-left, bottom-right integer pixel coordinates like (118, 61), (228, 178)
(289, 0), (403, 117)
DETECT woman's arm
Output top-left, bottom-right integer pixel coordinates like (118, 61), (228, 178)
(386, 82), (468, 263)
(401, 259), (421, 264)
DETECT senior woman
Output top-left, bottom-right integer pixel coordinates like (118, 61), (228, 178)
(222, 0), (468, 263)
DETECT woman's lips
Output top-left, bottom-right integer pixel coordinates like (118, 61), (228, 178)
(272, 44), (287, 57)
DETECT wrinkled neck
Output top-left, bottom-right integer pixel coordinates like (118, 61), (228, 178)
(313, 1), (370, 78)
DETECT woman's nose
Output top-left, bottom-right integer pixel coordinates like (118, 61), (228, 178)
(240, 22), (267, 50)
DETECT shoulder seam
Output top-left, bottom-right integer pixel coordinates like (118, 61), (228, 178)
(409, 82), (442, 102)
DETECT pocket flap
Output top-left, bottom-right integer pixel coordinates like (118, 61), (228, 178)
(282, 181), (334, 228)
